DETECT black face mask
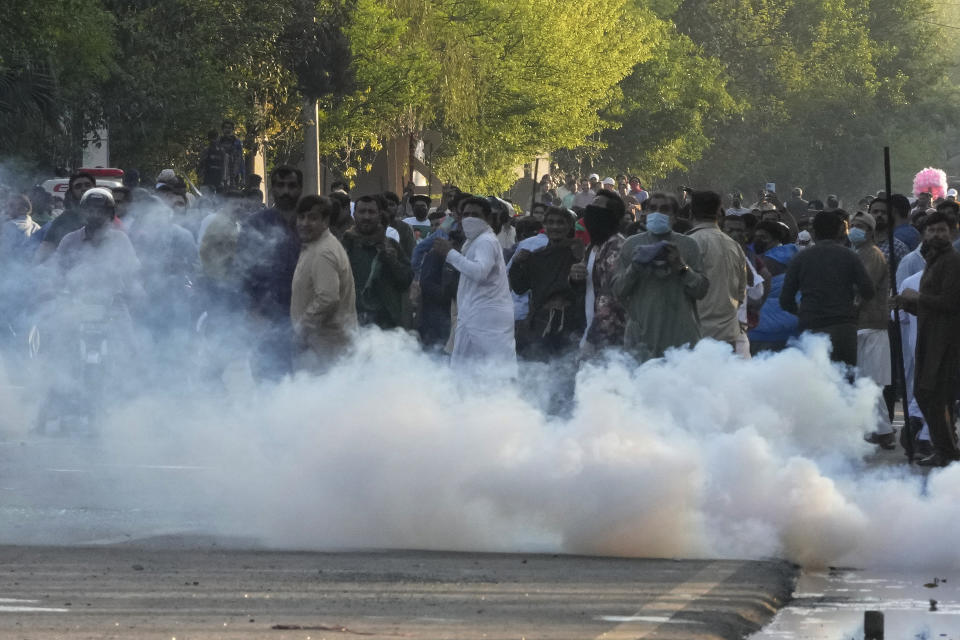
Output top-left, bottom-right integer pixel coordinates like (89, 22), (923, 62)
(583, 204), (619, 247)
(753, 240), (767, 254)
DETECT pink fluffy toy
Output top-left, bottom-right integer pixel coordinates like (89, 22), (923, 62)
(913, 167), (948, 200)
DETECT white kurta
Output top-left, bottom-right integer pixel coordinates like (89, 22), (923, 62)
(445, 228), (516, 367)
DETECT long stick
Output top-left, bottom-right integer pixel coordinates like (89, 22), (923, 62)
(530, 157), (539, 213)
(884, 147), (914, 461)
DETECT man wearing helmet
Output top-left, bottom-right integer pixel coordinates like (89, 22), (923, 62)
(54, 188), (143, 303)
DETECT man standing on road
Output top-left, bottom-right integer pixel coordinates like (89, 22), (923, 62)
(290, 195), (357, 371)
(432, 196), (515, 368)
(894, 210), (960, 467)
(780, 210), (875, 369)
(687, 191), (748, 352)
(849, 212), (894, 450)
(612, 192), (708, 362)
(572, 189), (628, 353)
(235, 165), (303, 379)
(341, 195), (413, 329)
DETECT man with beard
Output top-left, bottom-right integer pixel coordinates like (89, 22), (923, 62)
(290, 196), (357, 371)
(341, 195), (413, 329)
(894, 210), (960, 467)
(867, 195), (911, 272)
(612, 191), (708, 361)
(235, 165), (303, 379)
(571, 189), (628, 352)
(509, 206), (585, 359)
(895, 199), (960, 288)
(432, 197), (515, 367)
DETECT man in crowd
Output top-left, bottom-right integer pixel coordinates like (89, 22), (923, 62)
(896, 199), (960, 288)
(780, 210), (875, 368)
(382, 191), (416, 258)
(127, 196), (198, 346)
(290, 195), (357, 371)
(894, 210), (960, 467)
(509, 206), (584, 359)
(1, 194), (41, 261)
(36, 171), (97, 262)
(849, 212), (895, 449)
(688, 190), (748, 351)
(572, 177), (595, 209)
(432, 196), (516, 368)
(402, 194), (433, 242)
(341, 195), (413, 329)
(612, 191), (708, 361)
(219, 120), (245, 188)
(199, 129), (227, 189)
(785, 187), (809, 225)
(867, 195), (911, 268)
(572, 189), (628, 352)
(235, 165), (303, 379)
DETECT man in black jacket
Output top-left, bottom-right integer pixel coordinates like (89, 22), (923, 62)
(780, 210), (875, 368)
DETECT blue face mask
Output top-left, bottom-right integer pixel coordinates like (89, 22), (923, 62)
(646, 212), (671, 235)
(848, 227), (867, 246)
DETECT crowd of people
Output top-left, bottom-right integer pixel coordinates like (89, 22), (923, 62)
(2, 162), (960, 467)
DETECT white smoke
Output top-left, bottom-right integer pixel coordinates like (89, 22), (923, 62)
(3, 325), (956, 570)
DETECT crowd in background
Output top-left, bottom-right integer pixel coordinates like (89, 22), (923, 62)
(2, 160), (960, 467)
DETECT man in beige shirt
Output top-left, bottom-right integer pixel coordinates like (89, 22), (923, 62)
(290, 195), (358, 371)
(687, 190), (747, 350)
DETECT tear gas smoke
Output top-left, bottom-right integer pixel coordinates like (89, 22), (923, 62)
(2, 324), (958, 570)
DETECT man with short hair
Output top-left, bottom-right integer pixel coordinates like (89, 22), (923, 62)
(235, 165), (303, 379)
(780, 210), (875, 368)
(290, 195), (357, 370)
(687, 190), (748, 350)
(341, 195), (413, 329)
(849, 212), (894, 449)
(402, 194), (433, 242)
(572, 178), (595, 209)
(612, 191), (708, 361)
(432, 196), (516, 367)
(894, 210), (960, 466)
(785, 187), (809, 224)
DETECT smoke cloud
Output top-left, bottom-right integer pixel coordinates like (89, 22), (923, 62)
(3, 323), (957, 570)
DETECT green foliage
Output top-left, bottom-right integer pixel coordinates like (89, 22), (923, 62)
(0, 0), (115, 169)
(667, 0), (955, 199)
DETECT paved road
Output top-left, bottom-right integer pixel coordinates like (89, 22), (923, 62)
(0, 546), (796, 640)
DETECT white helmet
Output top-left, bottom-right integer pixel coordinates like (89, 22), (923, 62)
(79, 187), (116, 212)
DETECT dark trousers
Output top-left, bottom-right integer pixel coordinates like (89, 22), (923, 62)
(810, 323), (858, 369)
(916, 368), (960, 460)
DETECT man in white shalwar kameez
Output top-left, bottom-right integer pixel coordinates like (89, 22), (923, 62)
(433, 196), (516, 369)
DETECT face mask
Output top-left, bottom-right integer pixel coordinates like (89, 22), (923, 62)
(646, 212), (671, 235)
(753, 240), (767, 254)
(848, 227), (867, 246)
(461, 216), (488, 240)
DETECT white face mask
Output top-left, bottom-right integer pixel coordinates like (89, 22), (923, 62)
(461, 216), (489, 240)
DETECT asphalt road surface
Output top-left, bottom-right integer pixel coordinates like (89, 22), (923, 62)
(0, 546), (796, 640)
